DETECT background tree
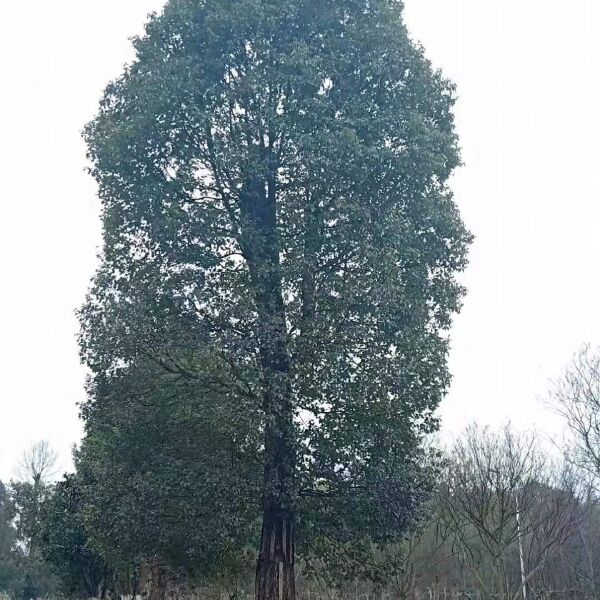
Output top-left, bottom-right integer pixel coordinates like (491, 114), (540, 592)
(546, 345), (600, 597)
(81, 1), (471, 599)
(10, 442), (60, 600)
(549, 345), (600, 478)
(0, 480), (20, 598)
(12, 441), (58, 556)
(37, 474), (109, 600)
(17, 441), (58, 487)
(439, 424), (582, 600)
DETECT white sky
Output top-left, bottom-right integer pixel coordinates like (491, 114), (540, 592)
(1, 0), (599, 480)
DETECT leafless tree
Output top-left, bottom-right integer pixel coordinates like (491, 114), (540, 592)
(545, 345), (600, 596)
(548, 344), (600, 480)
(439, 424), (583, 600)
(385, 516), (463, 600)
(17, 440), (58, 485)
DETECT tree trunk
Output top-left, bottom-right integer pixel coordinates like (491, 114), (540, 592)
(239, 159), (296, 600)
(149, 562), (167, 600)
(255, 509), (295, 600)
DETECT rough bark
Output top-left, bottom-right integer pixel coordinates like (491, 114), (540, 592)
(255, 510), (296, 600)
(140, 560), (167, 600)
(149, 562), (167, 600)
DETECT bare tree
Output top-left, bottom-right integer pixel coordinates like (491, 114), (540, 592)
(546, 345), (600, 596)
(548, 345), (600, 479)
(439, 424), (583, 600)
(17, 440), (58, 485)
(12, 441), (59, 556)
(385, 515), (463, 600)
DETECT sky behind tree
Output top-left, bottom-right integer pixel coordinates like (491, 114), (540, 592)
(1, 0), (599, 478)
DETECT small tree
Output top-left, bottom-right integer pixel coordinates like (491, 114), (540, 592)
(37, 474), (109, 599)
(18, 441), (58, 486)
(10, 442), (61, 600)
(440, 424), (582, 600)
(12, 441), (58, 556)
(75, 361), (261, 592)
(0, 481), (19, 598)
(549, 345), (600, 477)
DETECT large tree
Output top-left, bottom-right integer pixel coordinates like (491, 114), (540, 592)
(80, 1), (471, 599)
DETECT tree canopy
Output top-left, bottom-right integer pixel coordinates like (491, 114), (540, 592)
(79, 1), (471, 598)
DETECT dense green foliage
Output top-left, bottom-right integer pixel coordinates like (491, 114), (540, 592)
(78, 0), (471, 590)
(0, 482), (18, 595)
(77, 364), (261, 577)
(5, 3), (600, 599)
(0, 478), (58, 600)
(37, 475), (108, 598)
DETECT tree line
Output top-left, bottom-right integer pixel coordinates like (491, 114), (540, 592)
(4, 348), (600, 600)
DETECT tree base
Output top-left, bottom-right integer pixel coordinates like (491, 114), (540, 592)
(255, 510), (295, 600)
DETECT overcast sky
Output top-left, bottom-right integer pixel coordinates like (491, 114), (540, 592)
(1, 0), (599, 480)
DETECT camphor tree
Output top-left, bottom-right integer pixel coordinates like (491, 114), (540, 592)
(80, 1), (471, 599)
